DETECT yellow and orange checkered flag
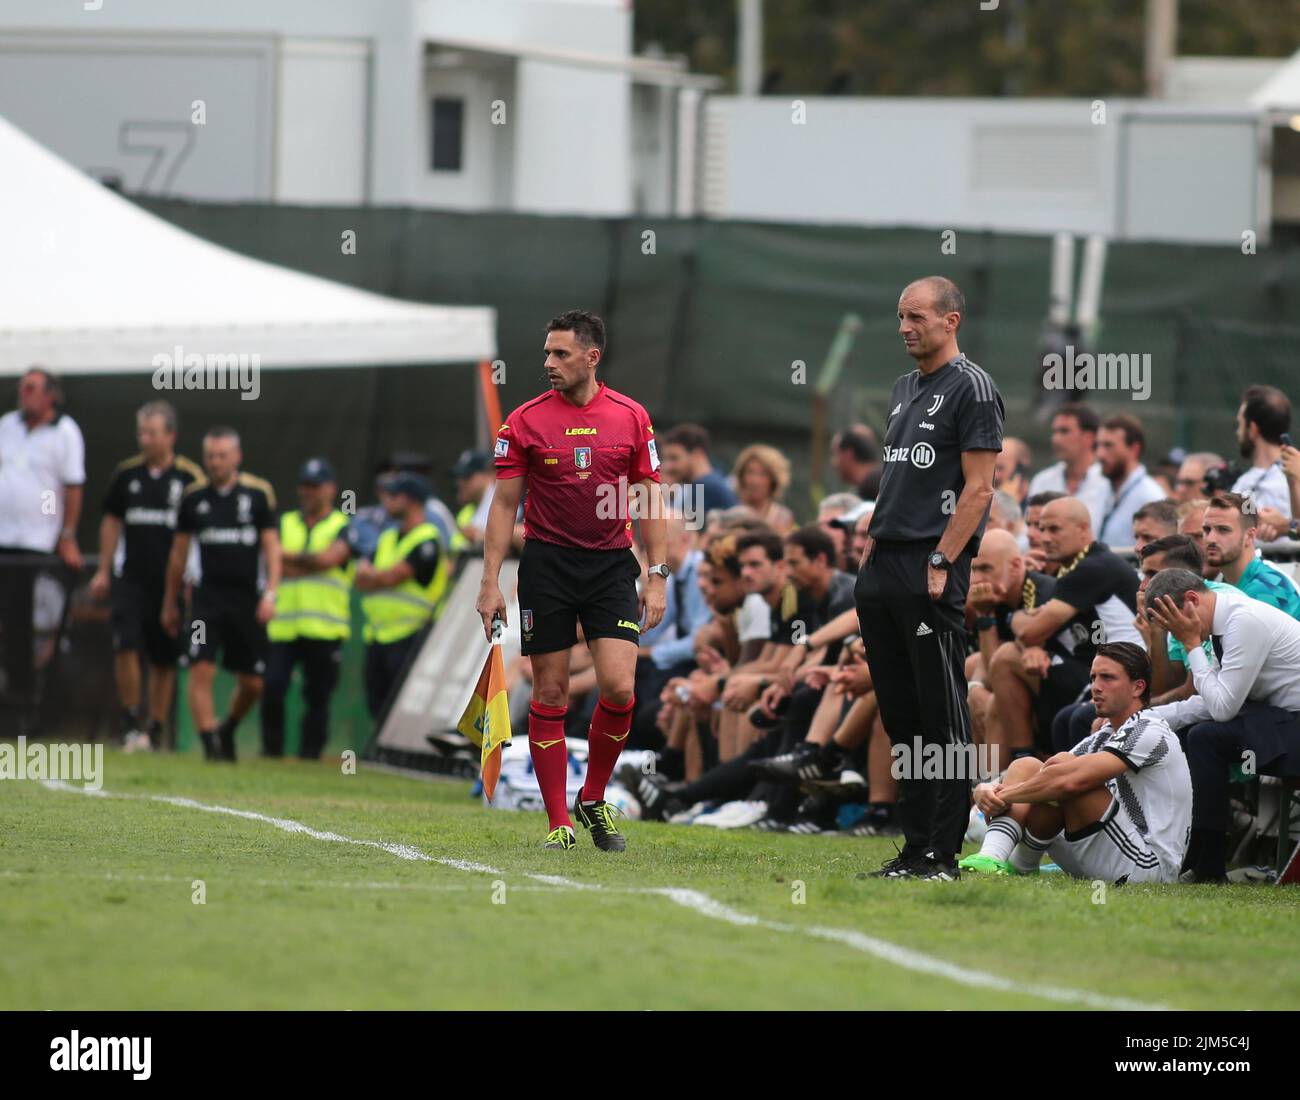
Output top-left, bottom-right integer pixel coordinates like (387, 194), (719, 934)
(456, 642), (512, 801)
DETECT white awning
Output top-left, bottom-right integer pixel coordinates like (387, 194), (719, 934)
(425, 35), (723, 90)
(0, 114), (497, 375)
(1250, 49), (1300, 111)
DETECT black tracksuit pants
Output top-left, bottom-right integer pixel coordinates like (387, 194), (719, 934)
(855, 540), (973, 862)
(261, 638), (342, 758)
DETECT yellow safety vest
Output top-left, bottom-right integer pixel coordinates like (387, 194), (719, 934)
(452, 501), (475, 553)
(361, 522), (447, 645)
(268, 510), (353, 643)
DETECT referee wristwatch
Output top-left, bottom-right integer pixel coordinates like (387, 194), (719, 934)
(927, 551), (952, 571)
(648, 563), (671, 579)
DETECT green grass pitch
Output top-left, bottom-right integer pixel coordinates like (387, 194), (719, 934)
(3, 751), (1297, 1010)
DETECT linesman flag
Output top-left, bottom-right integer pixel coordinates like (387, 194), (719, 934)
(457, 644), (512, 801)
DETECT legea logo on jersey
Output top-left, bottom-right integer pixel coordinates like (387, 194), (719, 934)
(574, 447), (592, 470)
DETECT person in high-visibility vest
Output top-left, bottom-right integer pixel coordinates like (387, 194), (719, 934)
(356, 471), (448, 720)
(261, 457), (353, 759)
(450, 447), (496, 553)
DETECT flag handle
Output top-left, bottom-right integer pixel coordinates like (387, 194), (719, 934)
(491, 612), (504, 645)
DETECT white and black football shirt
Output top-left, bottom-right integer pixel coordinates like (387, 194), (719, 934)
(1069, 709), (1192, 878)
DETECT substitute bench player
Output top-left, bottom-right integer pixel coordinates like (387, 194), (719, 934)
(962, 642), (1191, 883)
(477, 311), (667, 851)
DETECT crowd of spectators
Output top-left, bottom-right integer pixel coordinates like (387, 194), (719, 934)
(5, 363), (1300, 880)
(593, 394), (1300, 882)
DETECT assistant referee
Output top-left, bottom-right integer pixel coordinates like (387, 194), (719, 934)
(477, 310), (667, 852)
(855, 276), (1004, 881)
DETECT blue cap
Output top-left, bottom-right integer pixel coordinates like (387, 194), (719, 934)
(451, 448), (494, 479)
(378, 470), (431, 501)
(298, 457), (337, 485)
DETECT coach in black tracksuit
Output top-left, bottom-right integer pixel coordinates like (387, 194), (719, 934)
(855, 277), (1004, 880)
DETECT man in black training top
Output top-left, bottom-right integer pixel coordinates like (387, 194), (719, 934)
(855, 276), (1004, 881)
(163, 427), (280, 762)
(90, 400), (204, 751)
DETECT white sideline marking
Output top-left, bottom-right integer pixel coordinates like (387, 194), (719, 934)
(39, 781), (505, 876)
(0, 869), (572, 894)
(522, 873), (601, 890)
(38, 781), (1164, 1010)
(647, 888), (1158, 1012)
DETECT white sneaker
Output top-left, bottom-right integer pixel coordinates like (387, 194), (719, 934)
(696, 800), (769, 829)
(667, 801), (712, 825)
(964, 804), (987, 846)
(693, 801), (747, 827)
(123, 731), (153, 754)
(714, 800), (769, 829)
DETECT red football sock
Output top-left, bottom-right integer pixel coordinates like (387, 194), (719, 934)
(528, 703), (572, 831)
(581, 695), (635, 803)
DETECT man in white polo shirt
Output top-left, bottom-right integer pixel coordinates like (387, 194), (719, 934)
(1146, 567), (1300, 881)
(1095, 414), (1165, 549)
(0, 368), (86, 701)
(1027, 403), (1110, 535)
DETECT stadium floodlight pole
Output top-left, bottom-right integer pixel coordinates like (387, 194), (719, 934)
(1048, 232), (1075, 331)
(737, 0), (762, 96)
(1035, 233), (1080, 419)
(674, 87), (702, 216)
(1074, 234), (1108, 353)
(809, 312), (863, 510)
(1144, 0), (1179, 100)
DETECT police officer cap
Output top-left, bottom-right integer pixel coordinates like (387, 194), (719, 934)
(298, 457), (337, 485)
(379, 471), (431, 501)
(451, 449), (494, 480)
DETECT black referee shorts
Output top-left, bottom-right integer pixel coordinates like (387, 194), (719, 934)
(516, 539), (642, 656)
(111, 576), (182, 667)
(187, 584), (269, 677)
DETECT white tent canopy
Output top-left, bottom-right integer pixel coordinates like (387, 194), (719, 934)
(0, 115), (496, 374)
(1250, 49), (1300, 111)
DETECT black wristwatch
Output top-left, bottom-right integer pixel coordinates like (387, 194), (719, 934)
(1288, 519), (1300, 541)
(974, 615), (998, 631)
(928, 551), (952, 571)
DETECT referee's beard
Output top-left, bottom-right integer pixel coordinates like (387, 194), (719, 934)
(545, 367), (595, 398)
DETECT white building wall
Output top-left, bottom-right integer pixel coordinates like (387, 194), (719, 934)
(700, 97), (1265, 244)
(276, 40), (371, 204)
(0, 0), (635, 212)
(0, 32), (276, 201)
(416, 0), (633, 215)
(512, 59), (631, 214)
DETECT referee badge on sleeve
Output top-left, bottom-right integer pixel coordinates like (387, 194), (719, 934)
(494, 437), (509, 458)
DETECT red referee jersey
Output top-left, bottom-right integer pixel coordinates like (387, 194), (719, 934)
(494, 383), (660, 550)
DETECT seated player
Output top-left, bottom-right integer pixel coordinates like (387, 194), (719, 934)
(983, 497), (1140, 759)
(960, 642), (1191, 884)
(1131, 499), (1179, 555)
(965, 527), (1055, 765)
